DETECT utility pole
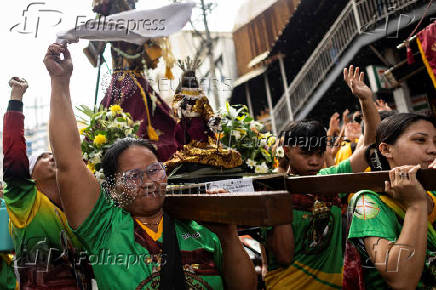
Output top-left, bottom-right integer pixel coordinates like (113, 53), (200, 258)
(200, 0), (220, 109)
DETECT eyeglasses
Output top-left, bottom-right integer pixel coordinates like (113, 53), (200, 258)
(118, 162), (166, 189)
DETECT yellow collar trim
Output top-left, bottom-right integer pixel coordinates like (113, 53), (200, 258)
(135, 217), (163, 241)
(181, 89), (201, 96)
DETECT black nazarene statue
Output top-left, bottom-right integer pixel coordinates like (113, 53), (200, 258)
(85, 0), (179, 161)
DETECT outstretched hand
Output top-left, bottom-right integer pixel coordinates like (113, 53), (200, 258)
(43, 43), (73, 80)
(375, 99), (392, 112)
(9, 77), (28, 101)
(342, 109), (350, 125)
(328, 112), (340, 136)
(344, 65), (373, 101)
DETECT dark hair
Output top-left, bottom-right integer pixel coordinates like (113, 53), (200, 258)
(378, 110), (397, 121)
(102, 137), (158, 184)
(282, 120), (327, 153)
(367, 113), (436, 170)
(376, 113), (436, 147)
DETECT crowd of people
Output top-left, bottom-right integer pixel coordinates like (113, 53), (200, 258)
(0, 43), (436, 290)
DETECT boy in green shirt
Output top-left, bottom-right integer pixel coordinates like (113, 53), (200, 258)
(263, 65), (380, 289)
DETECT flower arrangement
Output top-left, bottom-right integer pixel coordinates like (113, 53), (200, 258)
(219, 103), (282, 173)
(77, 105), (141, 182)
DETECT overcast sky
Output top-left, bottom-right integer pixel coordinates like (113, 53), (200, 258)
(0, 0), (245, 129)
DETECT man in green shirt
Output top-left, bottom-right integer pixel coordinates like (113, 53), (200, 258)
(3, 77), (92, 289)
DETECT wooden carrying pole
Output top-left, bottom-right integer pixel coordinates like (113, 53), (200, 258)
(164, 169), (436, 226)
(164, 191), (292, 226)
(284, 168), (436, 195)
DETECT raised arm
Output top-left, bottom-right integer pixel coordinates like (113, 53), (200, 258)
(325, 112), (341, 167)
(3, 78), (30, 182)
(44, 43), (100, 229)
(267, 225), (294, 266)
(344, 65), (380, 146)
(2, 78), (42, 225)
(344, 65), (381, 173)
(211, 225), (257, 290)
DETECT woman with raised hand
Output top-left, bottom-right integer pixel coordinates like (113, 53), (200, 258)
(44, 43), (256, 289)
(345, 113), (436, 289)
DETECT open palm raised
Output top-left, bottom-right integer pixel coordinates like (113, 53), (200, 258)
(343, 65), (373, 101)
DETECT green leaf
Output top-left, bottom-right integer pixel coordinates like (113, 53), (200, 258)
(244, 116), (253, 123)
(76, 105), (94, 118)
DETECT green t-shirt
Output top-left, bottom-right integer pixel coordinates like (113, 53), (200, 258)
(4, 178), (83, 266)
(74, 187), (224, 289)
(348, 190), (436, 289)
(2, 107), (87, 287)
(263, 159), (352, 289)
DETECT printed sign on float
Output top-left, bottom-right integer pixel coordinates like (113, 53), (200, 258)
(206, 178), (255, 193)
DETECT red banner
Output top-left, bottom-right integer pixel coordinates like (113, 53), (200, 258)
(417, 21), (436, 88)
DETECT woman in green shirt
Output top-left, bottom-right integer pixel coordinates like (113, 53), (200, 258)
(43, 43), (256, 289)
(346, 113), (436, 289)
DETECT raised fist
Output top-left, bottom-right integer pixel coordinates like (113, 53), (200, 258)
(9, 77), (28, 101)
(43, 43), (73, 79)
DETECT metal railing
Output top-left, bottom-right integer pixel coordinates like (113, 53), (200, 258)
(273, 0), (420, 133)
(273, 94), (291, 132)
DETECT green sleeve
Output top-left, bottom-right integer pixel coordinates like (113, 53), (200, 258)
(317, 159), (352, 198)
(318, 159), (352, 176)
(348, 191), (399, 241)
(74, 187), (122, 252)
(212, 232), (223, 274)
(3, 179), (37, 226)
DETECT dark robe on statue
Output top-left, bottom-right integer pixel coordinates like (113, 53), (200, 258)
(93, 1), (179, 161)
(100, 69), (178, 162)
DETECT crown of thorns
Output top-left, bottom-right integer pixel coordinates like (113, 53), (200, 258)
(177, 57), (202, 72)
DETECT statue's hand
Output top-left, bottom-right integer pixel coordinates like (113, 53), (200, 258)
(208, 117), (222, 133)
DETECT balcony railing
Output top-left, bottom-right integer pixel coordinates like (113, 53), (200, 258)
(273, 0), (420, 133)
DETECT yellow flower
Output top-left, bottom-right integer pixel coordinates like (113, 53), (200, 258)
(267, 136), (277, 147)
(93, 134), (107, 146)
(261, 148), (271, 157)
(110, 105), (123, 114)
(236, 128), (247, 135)
(79, 127), (86, 135)
(87, 162), (95, 173)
